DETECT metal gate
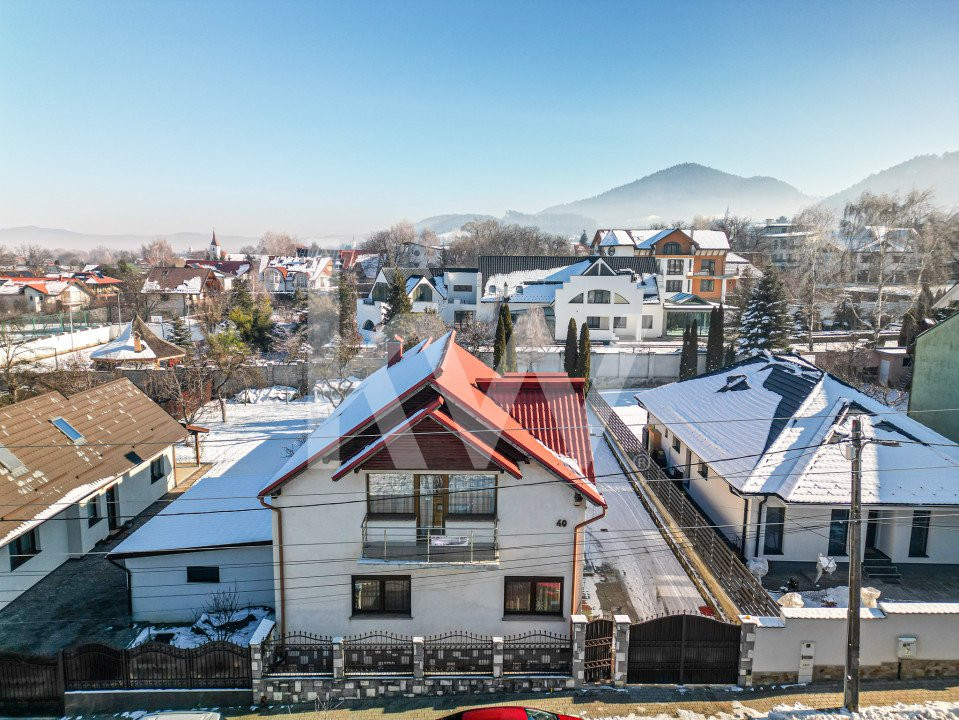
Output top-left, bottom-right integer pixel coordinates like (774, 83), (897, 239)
(0, 650), (63, 716)
(627, 613), (740, 684)
(584, 618), (614, 682)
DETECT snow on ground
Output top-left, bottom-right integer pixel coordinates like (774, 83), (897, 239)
(586, 395), (704, 618)
(233, 385), (299, 403)
(129, 607), (273, 648)
(584, 702), (959, 720)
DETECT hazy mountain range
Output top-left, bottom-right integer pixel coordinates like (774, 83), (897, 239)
(3, 152), (957, 252)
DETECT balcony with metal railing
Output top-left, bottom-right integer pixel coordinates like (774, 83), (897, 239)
(361, 516), (498, 564)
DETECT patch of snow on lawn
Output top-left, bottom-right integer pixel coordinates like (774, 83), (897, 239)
(585, 701), (959, 720)
(129, 607), (274, 648)
(233, 385), (299, 403)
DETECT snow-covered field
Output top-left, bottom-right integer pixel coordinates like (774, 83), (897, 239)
(129, 607), (273, 648)
(584, 702), (959, 720)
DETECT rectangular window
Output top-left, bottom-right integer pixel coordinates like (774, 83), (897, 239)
(186, 566), (220, 583)
(700, 279), (715, 292)
(700, 260), (716, 275)
(763, 506), (785, 555)
(587, 289), (611, 304)
(586, 316), (601, 329)
(666, 259), (684, 275)
(642, 315), (654, 329)
(352, 576), (411, 615)
(150, 457), (165, 483)
(697, 461), (708, 478)
(368, 473), (414, 516)
(828, 509), (849, 556)
(448, 474), (496, 516)
(51, 416), (85, 444)
(672, 436), (680, 452)
(909, 510), (931, 557)
(504, 577), (563, 615)
(452, 284), (473, 293)
(613, 316), (626, 329)
(87, 496), (102, 527)
(10, 529), (41, 570)
(665, 280), (683, 293)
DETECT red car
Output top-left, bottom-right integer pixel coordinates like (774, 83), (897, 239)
(437, 708), (581, 720)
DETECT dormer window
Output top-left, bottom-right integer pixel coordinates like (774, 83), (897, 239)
(663, 242), (682, 255)
(51, 417), (85, 445)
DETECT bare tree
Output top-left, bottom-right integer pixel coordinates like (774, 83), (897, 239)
(196, 587), (246, 642)
(199, 329), (259, 421)
(0, 245), (15, 270)
(258, 231), (299, 256)
(445, 220), (570, 266)
(15, 244), (52, 275)
(513, 306), (553, 371)
(140, 237), (175, 267)
(361, 222), (416, 266)
(456, 315), (493, 357)
(0, 319), (38, 405)
(789, 205), (844, 350)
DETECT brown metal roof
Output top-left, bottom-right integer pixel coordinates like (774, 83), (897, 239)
(0, 379), (188, 546)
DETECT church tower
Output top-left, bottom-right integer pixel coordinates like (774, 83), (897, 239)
(208, 229), (223, 260)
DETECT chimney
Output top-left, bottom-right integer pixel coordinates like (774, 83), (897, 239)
(132, 332), (143, 353)
(386, 335), (404, 367)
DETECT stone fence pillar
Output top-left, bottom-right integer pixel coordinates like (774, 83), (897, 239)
(413, 636), (425, 679)
(570, 614), (588, 687)
(613, 614), (631, 687)
(492, 637), (504, 678)
(332, 637), (345, 680)
(738, 619), (757, 687)
(248, 618), (275, 705)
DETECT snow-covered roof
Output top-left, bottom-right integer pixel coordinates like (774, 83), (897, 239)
(142, 267), (213, 294)
(90, 316), (185, 364)
(637, 353), (959, 505)
(691, 230), (731, 250)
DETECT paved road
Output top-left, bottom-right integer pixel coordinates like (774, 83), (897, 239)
(585, 404), (705, 619)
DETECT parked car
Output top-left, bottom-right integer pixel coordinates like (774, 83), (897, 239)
(437, 708), (581, 720)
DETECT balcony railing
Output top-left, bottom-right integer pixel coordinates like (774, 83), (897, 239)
(361, 516), (498, 563)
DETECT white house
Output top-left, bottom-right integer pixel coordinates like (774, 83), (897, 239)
(357, 267), (482, 334)
(0, 380), (186, 611)
(263, 256), (333, 294)
(636, 353), (959, 577)
(257, 332), (606, 637)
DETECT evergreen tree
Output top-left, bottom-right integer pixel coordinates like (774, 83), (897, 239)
(898, 310), (918, 347)
(563, 318), (578, 376)
(737, 265), (792, 355)
(723, 343), (736, 368)
(679, 320), (699, 380)
(167, 315), (193, 350)
(705, 305), (724, 372)
(501, 303), (517, 373)
(383, 269), (412, 323)
(337, 271), (360, 345)
(230, 279), (254, 313)
(493, 308), (507, 372)
(575, 322), (591, 388)
(230, 295), (275, 353)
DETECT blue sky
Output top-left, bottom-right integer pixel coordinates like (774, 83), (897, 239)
(1, 0), (957, 238)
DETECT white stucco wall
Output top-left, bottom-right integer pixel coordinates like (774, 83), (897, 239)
(0, 505), (73, 612)
(751, 605), (959, 674)
(124, 545), (275, 623)
(553, 273), (664, 343)
(271, 462), (591, 637)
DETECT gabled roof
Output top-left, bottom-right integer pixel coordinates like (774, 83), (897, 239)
(637, 353), (959, 505)
(0, 379), (188, 548)
(260, 332), (604, 506)
(90, 316), (186, 364)
(142, 267), (216, 294)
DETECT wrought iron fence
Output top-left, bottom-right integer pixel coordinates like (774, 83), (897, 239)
(343, 632), (414, 676)
(423, 632), (493, 675)
(0, 650), (62, 715)
(502, 632), (571, 675)
(62, 641), (251, 690)
(589, 391), (780, 618)
(264, 633), (334, 675)
(584, 618), (613, 682)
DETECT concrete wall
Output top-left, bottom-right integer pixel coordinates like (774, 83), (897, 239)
(909, 313), (959, 444)
(124, 545), (275, 623)
(553, 271), (664, 343)
(748, 604), (959, 684)
(4, 323), (121, 364)
(271, 461), (589, 637)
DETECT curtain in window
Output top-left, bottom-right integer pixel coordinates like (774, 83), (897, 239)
(368, 473), (414, 514)
(448, 474), (495, 515)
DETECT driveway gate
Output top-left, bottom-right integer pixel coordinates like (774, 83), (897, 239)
(627, 613), (740, 684)
(584, 618), (613, 682)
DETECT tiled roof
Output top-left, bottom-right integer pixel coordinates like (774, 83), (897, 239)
(0, 379), (188, 547)
(142, 267), (215, 294)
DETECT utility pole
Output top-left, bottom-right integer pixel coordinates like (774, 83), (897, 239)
(844, 415), (864, 712)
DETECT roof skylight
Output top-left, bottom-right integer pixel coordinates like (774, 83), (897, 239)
(0, 444), (28, 477)
(51, 417), (86, 445)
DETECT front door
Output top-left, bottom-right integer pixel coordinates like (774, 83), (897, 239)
(105, 486), (120, 530)
(416, 474), (446, 541)
(865, 510), (880, 550)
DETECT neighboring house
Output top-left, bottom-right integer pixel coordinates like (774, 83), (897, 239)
(844, 226), (921, 284)
(90, 315), (186, 369)
(480, 256), (662, 342)
(257, 332), (605, 636)
(186, 260), (253, 292)
(0, 380), (187, 611)
(141, 266), (223, 317)
(591, 227), (738, 303)
(0, 277), (94, 313)
(637, 353), (959, 571)
(724, 252), (761, 280)
(357, 267), (482, 332)
(67, 271), (124, 299)
(760, 217), (815, 269)
(263, 256), (333, 294)
(909, 311), (959, 444)
(933, 281), (959, 313)
(109, 470), (274, 623)
(399, 241), (443, 268)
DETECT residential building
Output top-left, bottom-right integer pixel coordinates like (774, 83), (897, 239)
(263, 256), (333, 294)
(90, 315), (186, 369)
(590, 227), (737, 303)
(479, 256), (662, 342)
(186, 259), (253, 292)
(637, 354), (959, 571)
(357, 267), (481, 333)
(0, 379), (187, 611)
(141, 266), (223, 317)
(257, 331), (605, 636)
(0, 277), (94, 313)
(760, 217), (814, 269)
(909, 311), (959, 444)
(845, 226), (921, 284)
